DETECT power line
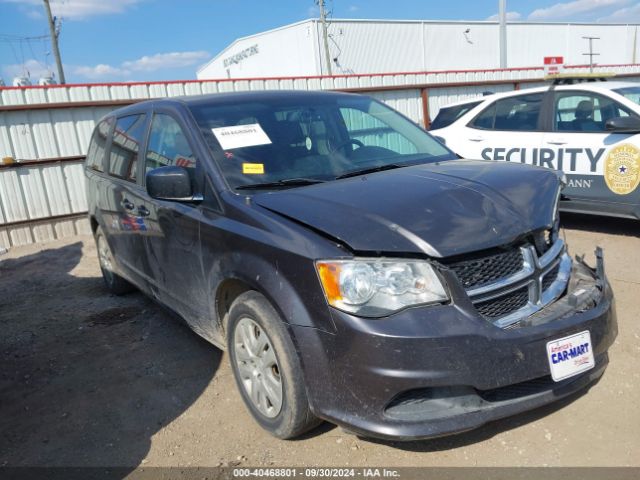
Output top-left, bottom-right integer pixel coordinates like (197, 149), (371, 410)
(0, 34), (50, 43)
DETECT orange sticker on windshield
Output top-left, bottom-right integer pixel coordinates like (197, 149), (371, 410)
(242, 163), (264, 174)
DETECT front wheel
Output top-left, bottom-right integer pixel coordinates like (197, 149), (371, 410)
(227, 291), (321, 439)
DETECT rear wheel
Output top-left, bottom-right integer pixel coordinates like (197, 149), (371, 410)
(227, 291), (321, 439)
(95, 226), (135, 295)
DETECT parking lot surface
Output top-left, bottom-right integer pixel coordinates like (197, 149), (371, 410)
(0, 214), (638, 468)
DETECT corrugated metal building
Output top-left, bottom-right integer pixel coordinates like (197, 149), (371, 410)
(197, 19), (640, 79)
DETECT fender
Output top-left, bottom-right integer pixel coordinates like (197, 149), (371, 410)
(206, 252), (338, 338)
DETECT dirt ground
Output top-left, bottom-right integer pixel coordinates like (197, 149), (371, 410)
(1, 213), (639, 468)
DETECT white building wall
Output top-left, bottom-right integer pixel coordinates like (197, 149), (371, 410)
(421, 23), (499, 71)
(197, 21), (317, 79)
(325, 21), (424, 75)
(198, 19), (640, 79)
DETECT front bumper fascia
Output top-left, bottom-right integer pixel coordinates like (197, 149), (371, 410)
(291, 254), (617, 441)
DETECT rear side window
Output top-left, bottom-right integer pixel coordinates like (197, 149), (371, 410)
(470, 93), (544, 131)
(145, 114), (196, 174)
(430, 101), (481, 130)
(108, 114), (147, 182)
(553, 91), (639, 132)
(86, 118), (112, 172)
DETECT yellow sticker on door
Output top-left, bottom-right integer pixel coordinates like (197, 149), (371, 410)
(604, 144), (640, 195)
(242, 163), (265, 174)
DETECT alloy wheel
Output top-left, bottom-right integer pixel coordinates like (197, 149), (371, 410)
(233, 317), (283, 418)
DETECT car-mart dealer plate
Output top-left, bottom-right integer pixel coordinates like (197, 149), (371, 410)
(546, 330), (595, 382)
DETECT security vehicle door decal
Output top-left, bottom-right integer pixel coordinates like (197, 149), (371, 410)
(604, 144), (640, 195)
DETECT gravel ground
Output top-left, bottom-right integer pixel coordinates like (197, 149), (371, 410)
(0, 213), (638, 468)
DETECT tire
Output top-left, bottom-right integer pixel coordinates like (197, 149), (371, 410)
(95, 226), (135, 295)
(227, 291), (321, 439)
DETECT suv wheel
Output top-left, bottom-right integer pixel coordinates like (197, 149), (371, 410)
(227, 291), (321, 439)
(95, 226), (134, 295)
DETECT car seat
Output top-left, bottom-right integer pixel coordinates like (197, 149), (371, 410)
(572, 100), (600, 132)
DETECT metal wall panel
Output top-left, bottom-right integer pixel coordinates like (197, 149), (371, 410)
(368, 89), (424, 124)
(4, 64), (640, 107)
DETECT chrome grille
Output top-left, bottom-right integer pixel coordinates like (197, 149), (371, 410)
(542, 263), (560, 292)
(474, 286), (530, 319)
(447, 248), (523, 290)
(450, 239), (571, 328)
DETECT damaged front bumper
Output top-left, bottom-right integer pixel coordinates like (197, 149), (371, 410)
(292, 251), (617, 441)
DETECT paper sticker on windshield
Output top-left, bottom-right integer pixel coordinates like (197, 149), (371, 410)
(211, 123), (271, 150)
(242, 163), (264, 174)
(604, 144), (640, 195)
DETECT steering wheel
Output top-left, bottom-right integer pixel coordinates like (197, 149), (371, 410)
(330, 138), (365, 153)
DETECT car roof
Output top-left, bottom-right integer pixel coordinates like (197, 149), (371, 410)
(437, 79), (640, 110)
(101, 89), (367, 120)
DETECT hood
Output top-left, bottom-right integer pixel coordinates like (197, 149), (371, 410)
(253, 160), (560, 258)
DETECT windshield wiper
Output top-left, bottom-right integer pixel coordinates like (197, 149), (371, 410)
(335, 163), (408, 180)
(235, 178), (326, 190)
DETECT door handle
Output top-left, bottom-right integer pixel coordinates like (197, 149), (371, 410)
(469, 136), (485, 142)
(121, 199), (135, 211)
(547, 139), (567, 145)
(137, 205), (150, 217)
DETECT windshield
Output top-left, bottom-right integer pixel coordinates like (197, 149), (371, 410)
(614, 86), (640, 106)
(188, 94), (455, 190)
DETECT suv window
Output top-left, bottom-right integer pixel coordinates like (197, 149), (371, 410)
(86, 118), (112, 172)
(554, 91), (639, 132)
(339, 107), (418, 154)
(470, 93), (543, 131)
(108, 114), (147, 182)
(431, 101), (482, 130)
(145, 114), (196, 174)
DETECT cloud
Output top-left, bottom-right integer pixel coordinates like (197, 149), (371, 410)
(72, 50), (211, 80)
(2, 59), (56, 83)
(2, 50), (212, 83)
(486, 11), (523, 21)
(0, 0), (144, 20)
(348, 5), (359, 12)
(527, 0), (629, 21)
(73, 63), (128, 79)
(121, 51), (210, 72)
(597, 2), (640, 21)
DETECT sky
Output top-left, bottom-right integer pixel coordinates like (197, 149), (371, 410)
(1, 0), (639, 85)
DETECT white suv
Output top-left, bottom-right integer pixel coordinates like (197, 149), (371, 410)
(431, 78), (640, 219)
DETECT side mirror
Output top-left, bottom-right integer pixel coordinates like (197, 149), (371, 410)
(605, 116), (640, 133)
(146, 166), (199, 202)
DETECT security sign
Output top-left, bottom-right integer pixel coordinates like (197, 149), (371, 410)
(604, 144), (640, 195)
(544, 56), (564, 76)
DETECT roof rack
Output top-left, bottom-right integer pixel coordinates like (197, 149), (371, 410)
(544, 73), (616, 85)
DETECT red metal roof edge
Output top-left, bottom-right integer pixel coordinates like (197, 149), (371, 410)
(2, 63), (638, 92)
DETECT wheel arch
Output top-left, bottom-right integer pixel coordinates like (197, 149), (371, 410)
(209, 254), (336, 342)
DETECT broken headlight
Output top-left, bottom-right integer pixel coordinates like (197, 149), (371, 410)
(316, 259), (448, 317)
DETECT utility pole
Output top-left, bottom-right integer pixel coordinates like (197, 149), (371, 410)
(499, 0), (507, 68)
(318, 0), (333, 76)
(582, 36), (600, 73)
(43, 0), (65, 84)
